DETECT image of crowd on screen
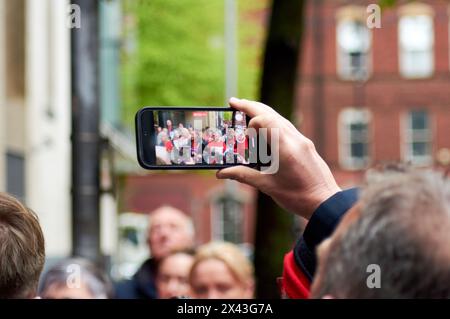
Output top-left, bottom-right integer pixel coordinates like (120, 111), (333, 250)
(154, 117), (249, 165)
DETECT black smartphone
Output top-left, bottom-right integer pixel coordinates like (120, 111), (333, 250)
(135, 107), (258, 169)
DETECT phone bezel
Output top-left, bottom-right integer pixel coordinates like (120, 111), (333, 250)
(135, 106), (257, 170)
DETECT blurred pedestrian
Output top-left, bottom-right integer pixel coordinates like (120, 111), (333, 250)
(39, 258), (113, 299)
(156, 250), (195, 299)
(310, 169), (450, 298)
(189, 242), (254, 299)
(115, 206), (195, 299)
(0, 192), (45, 299)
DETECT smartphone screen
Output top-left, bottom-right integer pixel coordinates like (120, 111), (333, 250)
(136, 107), (257, 169)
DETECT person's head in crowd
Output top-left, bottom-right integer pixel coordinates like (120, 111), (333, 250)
(166, 120), (172, 128)
(178, 123), (184, 129)
(189, 242), (254, 299)
(157, 127), (162, 133)
(147, 206), (195, 261)
(156, 249), (195, 299)
(160, 132), (168, 142)
(39, 258), (113, 299)
(181, 128), (190, 139)
(202, 129), (209, 141)
(213, 132), (221, 143)
(0, 192), (45, 299)
(311, 167), (450, 298)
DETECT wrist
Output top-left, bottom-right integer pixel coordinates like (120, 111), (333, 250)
(302, 185), (342, 220)
(303, 187), (359, 248)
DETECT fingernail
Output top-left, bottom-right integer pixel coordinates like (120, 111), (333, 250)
(229, 97), (240, 103)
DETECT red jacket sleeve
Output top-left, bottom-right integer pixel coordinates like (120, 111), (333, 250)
(282, 250), (311, 299)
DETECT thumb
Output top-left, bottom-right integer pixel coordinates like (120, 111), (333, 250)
(216, 166), (264, 189)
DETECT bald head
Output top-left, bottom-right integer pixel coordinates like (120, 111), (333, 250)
(147, 206), (195, 261)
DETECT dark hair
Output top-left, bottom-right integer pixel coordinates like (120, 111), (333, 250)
(0, 192), (45, 298)
(313, 170), (450, 298)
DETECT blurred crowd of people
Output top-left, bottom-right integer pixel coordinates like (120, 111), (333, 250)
(1, 98), (449, 299)
(155, 119), (249, 165)
(0, 196), (253, 299)
(114, 205), (254, 299)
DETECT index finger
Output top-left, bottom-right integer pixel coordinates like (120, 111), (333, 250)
(229, 97), (275, 118)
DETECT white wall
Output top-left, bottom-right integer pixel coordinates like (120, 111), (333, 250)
(26, 0), (71, 257)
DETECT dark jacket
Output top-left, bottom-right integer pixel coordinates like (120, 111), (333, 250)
(114, 258), (158, 299)
(282, 188), (359, 298)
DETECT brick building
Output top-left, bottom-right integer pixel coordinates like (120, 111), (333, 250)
(297, 0), (450, 187)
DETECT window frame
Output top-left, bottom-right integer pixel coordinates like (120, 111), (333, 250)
(401, 109), (434, 166)
(339, 108), (372, 170)
(398, 4), (435, 79)
(6, 151), (26, 202)
(336, 6), (372, 81)
(211, 194), (244, 244)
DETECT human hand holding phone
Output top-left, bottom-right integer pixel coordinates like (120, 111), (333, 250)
(216, 98), (341, 220)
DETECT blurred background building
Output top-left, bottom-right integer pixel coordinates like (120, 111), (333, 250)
(0, 0), (73, 259)
(297, 0), (450, 187)
(0, 0), (128, 267)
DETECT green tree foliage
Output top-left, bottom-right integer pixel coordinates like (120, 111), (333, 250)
(378, 0), (397, 7)
(121, 0), (268, 128)
(236, 0), (269, 104)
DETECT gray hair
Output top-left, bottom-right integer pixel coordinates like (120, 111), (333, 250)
(39, 258), (113, 299)
(313, 168), (450, 298)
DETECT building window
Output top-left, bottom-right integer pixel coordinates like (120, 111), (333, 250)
(212, 195), (243, 244)
(6, 152), (25, 201)
(404, 110), (432, 165)
(336, 7), (371, 80)
(339, 109), (371, 169)
(399, 11), (434, 78)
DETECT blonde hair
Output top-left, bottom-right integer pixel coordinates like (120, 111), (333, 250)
(190, 242), (254, 285)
